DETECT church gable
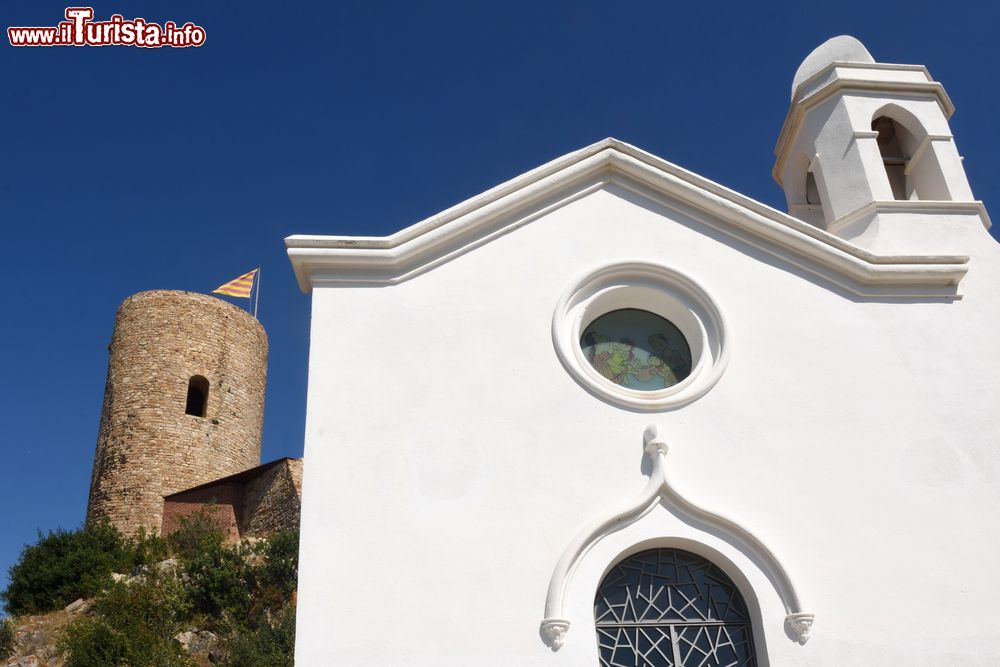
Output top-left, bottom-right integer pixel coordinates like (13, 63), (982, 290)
(288, 36), (1000, 667)
(287, 138), (970, 299)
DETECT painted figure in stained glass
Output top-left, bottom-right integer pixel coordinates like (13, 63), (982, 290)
(583, 334), (636, 386)
(581, 310), (692, 391)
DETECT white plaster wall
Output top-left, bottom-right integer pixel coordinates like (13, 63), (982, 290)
(834, 208), (988, 256)
(295, 183), (1000, 665)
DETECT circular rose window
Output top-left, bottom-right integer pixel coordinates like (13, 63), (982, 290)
(552, 262), (729, 411)
(580, 309), (692, 390)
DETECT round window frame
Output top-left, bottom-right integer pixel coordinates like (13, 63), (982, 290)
(552, 262), (729, 411)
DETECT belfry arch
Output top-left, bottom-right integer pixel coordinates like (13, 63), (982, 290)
(871, 103), (950, 201)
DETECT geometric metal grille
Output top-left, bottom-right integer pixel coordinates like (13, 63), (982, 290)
(594, 549), (757, 667)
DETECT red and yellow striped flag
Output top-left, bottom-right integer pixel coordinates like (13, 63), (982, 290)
(212, 268), (257, 298)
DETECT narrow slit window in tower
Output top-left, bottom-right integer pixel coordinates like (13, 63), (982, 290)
(185, 375), (209, 417)
(805, 171), (821, 205)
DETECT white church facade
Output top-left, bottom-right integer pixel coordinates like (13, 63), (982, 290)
(286, 37), (1000, 665)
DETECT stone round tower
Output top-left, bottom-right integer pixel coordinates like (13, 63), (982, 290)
(87, 290), (268, 535)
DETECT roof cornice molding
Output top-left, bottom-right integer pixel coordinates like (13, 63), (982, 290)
(826, 200), (992, 238)
(791, 62), (938, 106)
(286, 138), (968, 299)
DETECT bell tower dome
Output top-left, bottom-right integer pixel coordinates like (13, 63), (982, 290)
(773, 36), (982, 254)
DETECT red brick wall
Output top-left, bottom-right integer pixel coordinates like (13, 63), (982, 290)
(162, 480), (244, 543)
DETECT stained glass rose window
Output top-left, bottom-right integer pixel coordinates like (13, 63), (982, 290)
(580, 309), (692, 391)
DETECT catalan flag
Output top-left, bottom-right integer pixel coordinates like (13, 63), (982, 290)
(213, 268), (257, 298)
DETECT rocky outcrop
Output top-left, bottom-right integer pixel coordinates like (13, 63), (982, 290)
(3, 601), (85, 667)
(175, 630), (221, 663)
(3, 580), (219, 667)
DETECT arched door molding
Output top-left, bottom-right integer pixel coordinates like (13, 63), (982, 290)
(539, 424), (814, 652)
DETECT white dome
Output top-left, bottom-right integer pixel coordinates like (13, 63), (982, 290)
(791, 35), (874, 101)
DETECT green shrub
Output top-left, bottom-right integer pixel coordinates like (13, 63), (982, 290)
(61, 617), (130, 667)
(62, 616), (194, 667)
(0, 617), (14, 660)
(244, 531), (299, 624)
(129, 527), (170, 570)
(61, 570), (193, 667)
(2, 522), (131, 615)
(182, 541), (251, 625)
(169, 515), (299, 629)
(95, 568), (191, 633)
(221, 604), (295, 667)
(254, 531), (299, 599)
(168, 510), (225, 563)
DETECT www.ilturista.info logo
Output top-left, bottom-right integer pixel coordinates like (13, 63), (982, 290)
(8, 8), (206, 48)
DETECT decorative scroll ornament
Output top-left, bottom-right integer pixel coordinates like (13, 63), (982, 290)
(539, 424), (814, 651)
(539, 619), (571, 651)
(786, 612), (816, 644)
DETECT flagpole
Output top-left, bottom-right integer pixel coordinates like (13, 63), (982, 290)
(253, 266), (261, 319)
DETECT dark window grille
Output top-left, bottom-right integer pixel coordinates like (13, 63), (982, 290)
(595, 548), (757, 666)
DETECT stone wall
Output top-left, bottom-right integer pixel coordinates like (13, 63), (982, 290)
(242, 459), (303, 538)
(161, 459), (303, 543)
(86, 290), (268, 536)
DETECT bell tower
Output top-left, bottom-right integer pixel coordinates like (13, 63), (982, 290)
(773, 36), (981, 254)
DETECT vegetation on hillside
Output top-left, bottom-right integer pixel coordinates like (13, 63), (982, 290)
(0, 617), (13, 661)
(2, 513), (297, 666)
(2, 522), (133, 615)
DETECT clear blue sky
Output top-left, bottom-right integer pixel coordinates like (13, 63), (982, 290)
(2, 0), (999, 600)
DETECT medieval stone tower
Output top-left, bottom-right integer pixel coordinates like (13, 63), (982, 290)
(86, 290), (268, 536)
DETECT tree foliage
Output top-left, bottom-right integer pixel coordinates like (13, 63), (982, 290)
(1, 522), (132, 615)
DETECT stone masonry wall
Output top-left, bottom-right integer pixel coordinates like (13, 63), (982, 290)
(242, 459), (303, 538)
(86, 290), (267, 536)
